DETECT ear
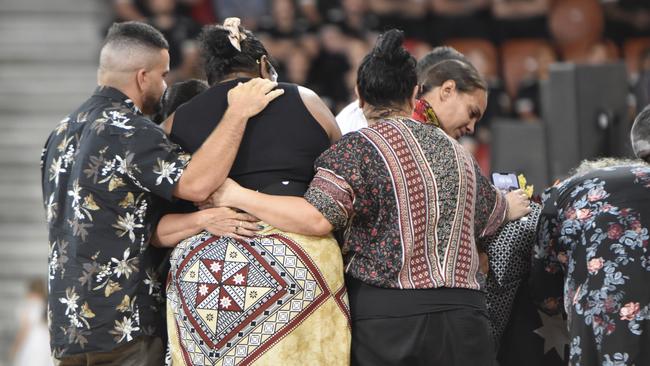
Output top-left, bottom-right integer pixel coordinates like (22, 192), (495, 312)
(408, 84), (419, 111)
(440, 79), (456, 101)
(136, 68), (147, 93)
(355, 85), (365, 108)
(259, 55), (271, 80)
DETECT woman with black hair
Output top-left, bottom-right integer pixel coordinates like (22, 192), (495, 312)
(209, 29), (531, 365)
(157, 18), (349, 366)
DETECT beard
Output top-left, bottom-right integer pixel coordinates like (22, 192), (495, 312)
(141, 88), (164, 117)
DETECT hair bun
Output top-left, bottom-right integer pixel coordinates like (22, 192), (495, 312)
(372, 29), (409, 65)
(201, 26), (238, 59)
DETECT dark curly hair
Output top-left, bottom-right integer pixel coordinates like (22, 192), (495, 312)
(161, 79), (209, 120)
(199, 24), (268, 85)
(356, 29), (417, 109)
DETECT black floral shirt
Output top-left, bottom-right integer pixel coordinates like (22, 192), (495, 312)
(41, 86), (190, 357)
(531, 164), (650, 365)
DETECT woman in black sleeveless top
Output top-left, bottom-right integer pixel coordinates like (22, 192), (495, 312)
(158, 18), (351, 366)
(171, 78), (330, 196)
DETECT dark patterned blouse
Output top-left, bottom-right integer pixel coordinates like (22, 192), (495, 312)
(41, 86), (190, 357)
(531, 164), (650, 365)
(305, 117), (507, 290)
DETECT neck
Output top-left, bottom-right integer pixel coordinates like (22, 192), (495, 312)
(363, 105), (411, 124)
(98, 81), (143, 110)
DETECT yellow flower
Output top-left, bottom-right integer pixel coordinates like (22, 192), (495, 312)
(518, 174), (534, 198)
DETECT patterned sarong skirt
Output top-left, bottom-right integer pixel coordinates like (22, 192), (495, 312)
(166, 226), (351, 365)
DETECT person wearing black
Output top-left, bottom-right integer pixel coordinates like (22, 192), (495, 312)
(158, 18), (351, 365)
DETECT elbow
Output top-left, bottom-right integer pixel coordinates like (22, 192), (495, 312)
(150, 234), (169, 248)
(177, 179), (216, 202)
(306, 216), (334, 236)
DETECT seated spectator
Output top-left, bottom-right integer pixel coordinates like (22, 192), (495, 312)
(258, 0), (308, 39)
(367, 0), (430, 42)
(429, 0), (493, 44)
(328, 0), (379, 39)
(603, 0), (650, 45)
(112, 0), (149, 21)
(286, 48), (311, 85)
(147, 0), (201, 70)
(307, 26), (352, 111)
(211, 0), (270, 29)
(514, 46), (556, 121)
(492, 0), (550, 42)
(465, 47), (512, 137)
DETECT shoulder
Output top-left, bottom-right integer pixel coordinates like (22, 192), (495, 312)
(296, 85), (342, 142)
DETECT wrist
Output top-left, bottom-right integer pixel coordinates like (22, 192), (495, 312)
(224, 105), (251, 123)
(196, 209), (211, 230)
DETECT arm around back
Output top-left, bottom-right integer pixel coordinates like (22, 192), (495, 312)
(172, 78), (284, 202)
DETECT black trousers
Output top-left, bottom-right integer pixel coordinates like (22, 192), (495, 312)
(351, 309), (496, 366)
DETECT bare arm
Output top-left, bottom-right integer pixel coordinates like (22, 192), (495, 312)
(206, 179), (334, 236)
(298, 86), (342, 144)
(172, 78), (284, 202)
(152, 207), (261, 247)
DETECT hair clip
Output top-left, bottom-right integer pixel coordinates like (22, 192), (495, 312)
(223, 17), (247, 52)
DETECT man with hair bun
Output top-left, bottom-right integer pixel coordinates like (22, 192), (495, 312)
(41, 21), (282, 365)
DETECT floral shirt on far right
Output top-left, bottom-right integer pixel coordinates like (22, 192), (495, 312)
(531, 164), (650, 366)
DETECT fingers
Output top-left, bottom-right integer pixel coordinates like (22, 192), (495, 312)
(256, 78), (278, 94)
(265, 88), (285, 103)
(236, 212), (259, 222)
(234, 227), (257, 237)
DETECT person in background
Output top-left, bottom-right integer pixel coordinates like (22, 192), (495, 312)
(514, 46), (556, 122)
(146, 0), (201, 71)
(10, 279), (52, 366)
(336, 45), (469, 135)
(530, 106), (650, 366)
(492, 0), (550, 42)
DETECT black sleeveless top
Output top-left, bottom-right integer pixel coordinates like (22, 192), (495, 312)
(171, 78), (330, 197)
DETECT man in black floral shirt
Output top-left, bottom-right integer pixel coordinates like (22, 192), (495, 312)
(41, 22), (283, 365)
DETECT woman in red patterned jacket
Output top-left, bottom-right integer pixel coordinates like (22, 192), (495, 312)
(207, 29), (531, 365)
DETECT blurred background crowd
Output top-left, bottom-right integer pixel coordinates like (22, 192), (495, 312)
(109, 0), (650, 172)
(2, 0), (650, 364)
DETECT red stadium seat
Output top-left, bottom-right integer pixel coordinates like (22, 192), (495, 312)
(549, 0), (604, 60)
(445, 38), (499, 80)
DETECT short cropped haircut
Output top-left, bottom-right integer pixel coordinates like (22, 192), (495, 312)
(103, 21), (169, 50)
